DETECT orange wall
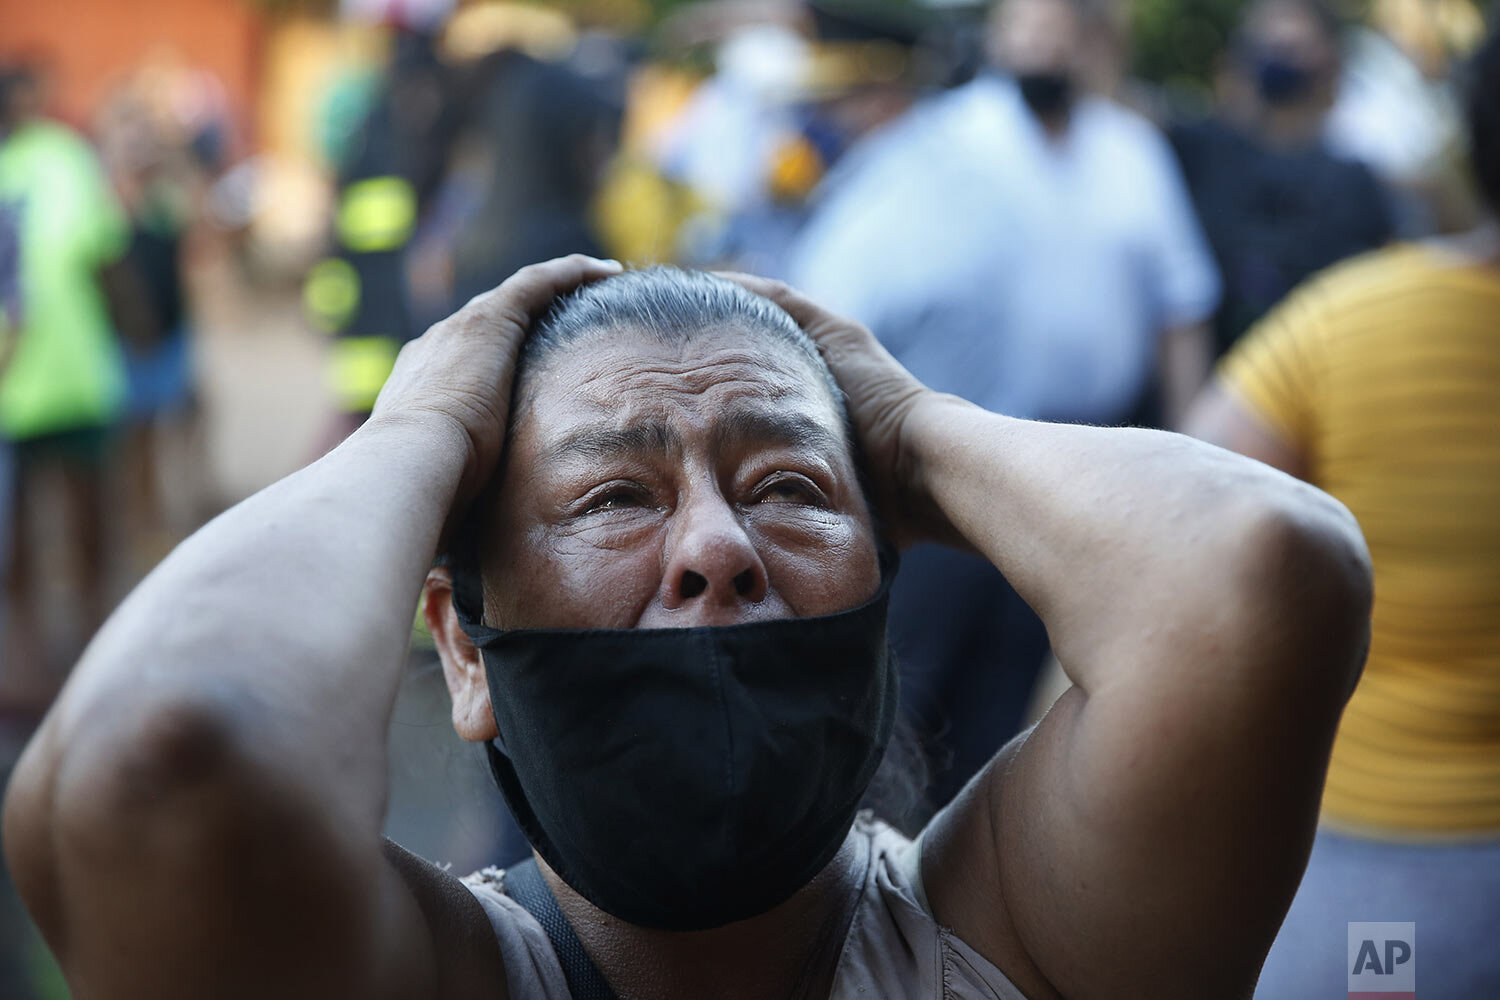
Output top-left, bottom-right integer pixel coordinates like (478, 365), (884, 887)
(0, 0), (264, 135)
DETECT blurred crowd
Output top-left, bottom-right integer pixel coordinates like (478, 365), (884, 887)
(1, 0), (1496, 995)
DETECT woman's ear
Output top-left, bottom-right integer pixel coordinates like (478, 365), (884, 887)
(424, 567), (500, 742)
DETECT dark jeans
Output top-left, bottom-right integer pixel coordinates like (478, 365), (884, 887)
(888, 544), (1051, 818)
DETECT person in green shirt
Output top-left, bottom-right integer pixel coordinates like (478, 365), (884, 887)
(0, 63), (130, 705)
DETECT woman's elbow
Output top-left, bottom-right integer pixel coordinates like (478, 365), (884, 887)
(1236, 490), (1373, 701)
(0, 692), (237, 955)
(11, 687), (258, 877)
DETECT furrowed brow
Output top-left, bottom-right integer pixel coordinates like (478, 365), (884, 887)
(541, 421), (681, 463)
(712, 409), (846, 459)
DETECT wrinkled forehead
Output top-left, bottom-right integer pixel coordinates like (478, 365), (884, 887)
(511, 324), (849, 451)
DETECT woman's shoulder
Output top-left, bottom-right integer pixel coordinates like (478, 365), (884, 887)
(380, 837), (568, 1000)
(831, 813), (1032, 1000)
(458, 865), (575, 999)
(431, 818), (1032, 1000)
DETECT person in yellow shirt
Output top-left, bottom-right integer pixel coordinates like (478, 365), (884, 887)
(1186, 22), (1500, 997)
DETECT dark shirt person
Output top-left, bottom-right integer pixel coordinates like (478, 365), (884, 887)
(1171, 0), (1392, 358)
(3, 257), (1370, 998)
(309, 29), (457, 419)
(444, 51), (621, 308)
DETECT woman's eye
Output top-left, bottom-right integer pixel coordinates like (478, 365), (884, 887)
(755, 476), (825, 506)
(584, 486), (647, 513)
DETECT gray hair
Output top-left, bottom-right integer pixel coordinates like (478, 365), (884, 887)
(513, 266), (845, 417)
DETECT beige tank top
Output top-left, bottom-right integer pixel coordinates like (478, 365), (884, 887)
(460, 812), (1030, 999)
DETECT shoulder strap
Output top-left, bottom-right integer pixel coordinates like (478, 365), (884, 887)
(503, 858), (621, 1000)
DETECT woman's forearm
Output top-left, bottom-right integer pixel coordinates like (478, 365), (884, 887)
(44, 411), (470, 814)
(903, 393), (1367, 691)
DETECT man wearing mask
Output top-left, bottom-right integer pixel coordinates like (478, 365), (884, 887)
(786, 0), (1220, 819)
(1171, 0), (1392, 358)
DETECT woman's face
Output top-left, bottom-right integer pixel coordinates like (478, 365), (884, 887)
(479, 325), (881, 631)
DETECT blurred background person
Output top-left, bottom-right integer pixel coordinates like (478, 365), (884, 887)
(303, 3), (624, 446)
(791, 0), (1220, 432)
(0, 60), (134, 701)
(785, 0), (1220, 819)
(1326, 0), (1488, 234)
(439, 43), (624, 308)
(654, 18), (812, 242)
(1186, 18), (1500, 997)
(95, 56), (226, 573)
(648, 0), (930, 273)
(304, 24), (459, 439)
(1171, 0), (1393, 358)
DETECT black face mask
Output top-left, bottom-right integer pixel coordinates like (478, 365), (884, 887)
(1252, 52), (1316, 105)
(454, 554), (899, 931)
(1016, 71), (1074, 118)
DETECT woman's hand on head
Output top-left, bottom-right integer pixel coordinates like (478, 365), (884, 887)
(368, 254), (623, 522)
(718, 273), (951, 547)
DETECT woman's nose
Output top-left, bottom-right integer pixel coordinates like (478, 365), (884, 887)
(660, 494), (768, 613)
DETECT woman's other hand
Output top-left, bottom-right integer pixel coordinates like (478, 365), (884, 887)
(370, 254), (622, 520)
(719, 272), (950, 547)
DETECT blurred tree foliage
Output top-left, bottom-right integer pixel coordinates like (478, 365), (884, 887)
(1131, 0), (1246, 96)
(248, 0), (1389, 100)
